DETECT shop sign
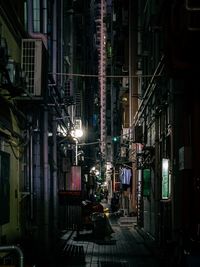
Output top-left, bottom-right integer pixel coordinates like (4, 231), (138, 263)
(162, 158), (171, 199)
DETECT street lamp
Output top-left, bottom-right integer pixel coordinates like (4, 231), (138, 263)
(72, 129), (83, 165)
(75, 138), (78, 165)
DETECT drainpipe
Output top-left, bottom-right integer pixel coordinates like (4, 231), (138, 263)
(29, 122), (34, 219)
(60, 0), (64, 86)
(41, 3), (49, 248)
(27, 0), (47, 49)
(53, 1), (57, 82)
(43, 107), (49, 251)
(27, 0), (49, 251)
(42, 0), (47, 35)
(170, 79), (175, 240)
(52, 113), (57, 238)
(52, 0), (58, 240)
(0, 246), (24, 267)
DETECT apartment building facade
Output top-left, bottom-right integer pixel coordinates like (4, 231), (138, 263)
(129, 0), (200, 246)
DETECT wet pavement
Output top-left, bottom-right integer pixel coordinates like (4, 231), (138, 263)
(53, 214), (161, 267)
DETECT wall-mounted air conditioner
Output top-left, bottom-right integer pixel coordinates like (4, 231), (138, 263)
(21, 39), (45, 96)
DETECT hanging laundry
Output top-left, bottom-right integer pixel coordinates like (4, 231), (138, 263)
(119, 167), (132, 190)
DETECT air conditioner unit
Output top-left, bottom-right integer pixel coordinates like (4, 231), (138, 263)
(21, 39), (45, 96)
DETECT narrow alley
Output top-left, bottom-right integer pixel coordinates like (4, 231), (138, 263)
(1, 1), (200, 267)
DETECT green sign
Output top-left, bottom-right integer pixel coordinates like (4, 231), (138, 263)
(162, 159), (170, 199)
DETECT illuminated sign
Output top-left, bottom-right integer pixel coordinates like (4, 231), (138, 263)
(162, 159), (171, 199)
(66, 166), (81, 191)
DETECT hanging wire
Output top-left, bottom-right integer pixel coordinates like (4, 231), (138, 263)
(48, 72), (163, 78)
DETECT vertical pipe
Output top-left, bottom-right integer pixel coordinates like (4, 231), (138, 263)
(0, 246), (24, 267)
(52, 0), (58, 240)
(60, 0), (64, 86)
(52, 0), (57, 82)
(29, 123), (34, 219)
(42, 0), (49, 251)
(34, 121), (41, 234)
(155, 104), (160, 242)
(75, 139), (78, 165)
(43, 107), (49, 251)
(43, 0), (47, 34)
(27, 0), (47, 48)
(170, 79), (175, 240)
(0, 226), (2, 245)
(52, 114), (58, 237)
(26, 128), (30, 210)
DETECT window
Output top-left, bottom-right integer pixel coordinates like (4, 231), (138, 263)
(33, 0), (40, 32)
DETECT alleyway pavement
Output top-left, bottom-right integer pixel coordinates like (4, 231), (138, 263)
(54, 218), (160, 267)
(50, 202), (161, 267)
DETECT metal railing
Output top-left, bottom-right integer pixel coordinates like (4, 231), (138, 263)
(0, 245), (24, 267)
